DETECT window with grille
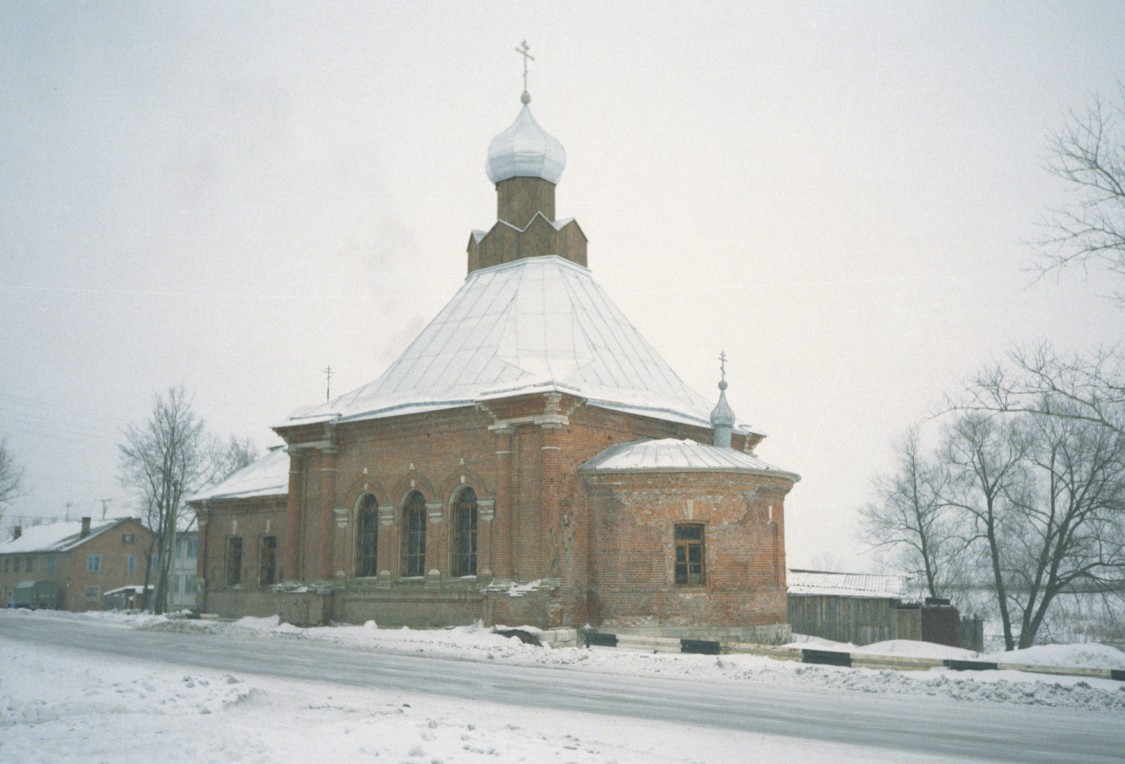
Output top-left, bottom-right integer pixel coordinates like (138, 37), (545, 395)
(259, 536), (277, 586)
(356, 494), (379, 577)
(451, 487), (478, 577)
(674, 524), (705, 585)
(225, 537), (243, 587)
(401, 491), (427, 577)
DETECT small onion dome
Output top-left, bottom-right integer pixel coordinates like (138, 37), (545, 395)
(710, 379), (736, 428)
(486, 105), (566, 184)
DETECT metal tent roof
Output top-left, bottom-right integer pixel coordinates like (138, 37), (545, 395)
(282, 256), (752, 433)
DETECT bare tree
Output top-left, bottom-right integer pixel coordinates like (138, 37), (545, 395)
(961, 344), (1124, 436)
(118, 388), (208, 615)
(0, 437), (25, 523)
(119, 389), (260, 614)
(207, 435), (259, 486)
(861, 428), (958, 599)
(1003, 406), (1125, 648)
(1037, 86), (1125, 298)
(942, 412), (1030, 651)
(877, 363), (1125, 650)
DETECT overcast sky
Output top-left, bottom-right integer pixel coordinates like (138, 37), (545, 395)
(2, 1), (1123, 569)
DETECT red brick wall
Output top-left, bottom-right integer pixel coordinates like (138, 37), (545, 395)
(580, 470), (793, 632)
(225, 393), (792, 633)
(195, 495), (287, 616)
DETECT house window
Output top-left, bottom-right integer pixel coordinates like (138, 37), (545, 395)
(87, 555), (102, 573)
(259, 535), (277, 586)
(401, 491), (426, 577)
(451, 487), (478, 577)
(674, 524), (705, 585)
(122, 532), (135, 544)
(225, 537), (243, 587)
(184, 574), (198, 594)
(127, 555), (137, 574)
(85, 586), (99, 604)
(2, 558), (7, 572)
(356, 493), (378, 577)
(25, 557), (32, 572)
(46, 556), (56, 574)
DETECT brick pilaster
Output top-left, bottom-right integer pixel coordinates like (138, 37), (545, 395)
(282, 448), (305, 581)
(492, 428), (514, 578)
(317, 447), (337, 580)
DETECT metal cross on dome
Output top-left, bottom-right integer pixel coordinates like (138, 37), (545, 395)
(719, 351), (727, 381)
(516, 40), (534, 103)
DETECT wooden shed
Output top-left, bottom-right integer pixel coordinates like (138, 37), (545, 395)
(787, 569), (913, 645)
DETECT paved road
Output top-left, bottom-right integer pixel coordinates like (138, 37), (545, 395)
(3, 615), (1122, 762)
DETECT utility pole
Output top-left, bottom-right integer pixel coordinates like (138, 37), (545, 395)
(325, 365), (333, 401)
(100, 498), (111, 520)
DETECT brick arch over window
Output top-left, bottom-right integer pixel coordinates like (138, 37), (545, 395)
(400, 490), (427, 578)
(389, 470), (436, 511)
(450, 485), (478, 578)
(438, 464), (489, 510)
(355, 492), (379, 578)
(342, 475), (387, 517)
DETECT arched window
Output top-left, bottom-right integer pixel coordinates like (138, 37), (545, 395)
(401, 491), (426, 577)
(451, 487), (478, 577)
(356, 493), (378, 577)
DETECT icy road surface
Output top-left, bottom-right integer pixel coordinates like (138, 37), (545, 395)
(2, 611), (1123, 762)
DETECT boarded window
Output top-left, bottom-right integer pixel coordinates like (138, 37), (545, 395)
(674, 524), (705, 585)
(356, 494), (379, 577)
(259, 536), (277, 586)
(401, 491), (426, 577)
(451, 487), (478, 577)
(225, 537), (243, 587)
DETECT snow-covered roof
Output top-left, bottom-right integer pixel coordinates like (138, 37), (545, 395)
(787, 569), (908, 599)
(104, 585), (151, 596)
(283, 256), (750, 432)
(0, 518), (136, 555)
(188, 447), (290, 503)
(580, 438), (798, 480)
(486, 105), (566, 184)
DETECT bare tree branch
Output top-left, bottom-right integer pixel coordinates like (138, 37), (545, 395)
(117, 387), (259, 614)
(1036, 86), (1125, 300)
(0, 437), (25, 522)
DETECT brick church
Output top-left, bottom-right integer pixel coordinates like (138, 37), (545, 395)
(190, 76), (799, 642)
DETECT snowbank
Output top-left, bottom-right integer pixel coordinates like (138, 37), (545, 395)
(2, 612), (974, 763)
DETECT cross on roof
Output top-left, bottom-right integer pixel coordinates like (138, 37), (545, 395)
(719, 351), (727, 382)
(515, 40), (534, 103)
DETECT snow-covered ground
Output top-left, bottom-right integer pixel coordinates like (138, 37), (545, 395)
(2, 609), (1123, 762)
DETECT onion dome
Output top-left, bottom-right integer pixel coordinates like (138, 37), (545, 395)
(486, 105), (566, 185)
(710, 380), (736, 428)
(710, 365), (736, 449)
